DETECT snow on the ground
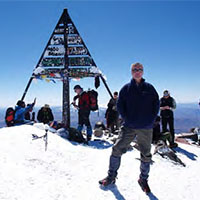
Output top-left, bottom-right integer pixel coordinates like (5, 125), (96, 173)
(0, 124), (199, 200)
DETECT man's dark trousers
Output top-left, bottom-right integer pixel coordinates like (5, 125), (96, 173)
(107, 126), (152, 180)
(161, 117), (175, 143)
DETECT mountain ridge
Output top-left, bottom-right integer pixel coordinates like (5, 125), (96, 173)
(1, 103), (200, 133)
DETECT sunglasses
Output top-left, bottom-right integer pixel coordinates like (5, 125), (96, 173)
(132, 68), (143, 72)
(164, 93), (169, 96)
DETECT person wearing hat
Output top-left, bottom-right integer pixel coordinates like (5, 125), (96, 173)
(37, 104), (54, 124)
(14, 98), (36, 125)
(160, 90), (177, 147)
(72, 85), (92, 141)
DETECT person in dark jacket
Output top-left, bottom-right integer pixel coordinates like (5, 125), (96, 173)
(105, 91), (119, 133)
(14, 98), (36, 125)
(72, 85), (92, 141)
(152, 116), (161, 143)
(37, 104), (54, 124)
(99, 63), (159, 194)
(160, 90), (177, 147)
(25, 104), (35, 121)
(152, 115), (172, 145)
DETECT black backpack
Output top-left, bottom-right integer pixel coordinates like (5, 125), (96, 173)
(5, 107), (15, 127)
(68, 127), (87, 144)
(87, 90), (98, 111)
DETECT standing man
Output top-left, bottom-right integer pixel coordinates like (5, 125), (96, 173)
(72, 85), (92, 141)
(99, 63), (159, 194)
(105, 91), (119, 134)
(160, 90), (177, 147)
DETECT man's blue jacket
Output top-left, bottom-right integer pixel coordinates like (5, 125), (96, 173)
(117, 78), (159, 129)
(14, 104), (33, 123)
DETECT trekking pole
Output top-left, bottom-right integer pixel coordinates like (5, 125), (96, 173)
(44, 125), (48, 151)
(32, 125), (49, 151)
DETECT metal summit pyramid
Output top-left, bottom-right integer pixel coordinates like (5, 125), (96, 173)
(21, 9), (112, 128)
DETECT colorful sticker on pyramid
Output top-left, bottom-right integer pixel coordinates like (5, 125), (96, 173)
(68, 46), (87, 55)
(44, 46), (65, 57)
(69, 57), (93, 66)
(50, 35), (64, 45)
(41, 57), (64, 67)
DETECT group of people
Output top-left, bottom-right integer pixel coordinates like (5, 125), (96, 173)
(9, 61), (178, 194)
(97, 62), (177, 194)
(70, 62), (177, 193)
(104, 87), (177, 148)
(12, 99), (54, 126)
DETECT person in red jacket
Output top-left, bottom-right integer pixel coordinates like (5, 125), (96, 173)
(72, 85), (92, 141)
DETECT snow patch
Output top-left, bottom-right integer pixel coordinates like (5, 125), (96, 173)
(0, 125), (200, 200)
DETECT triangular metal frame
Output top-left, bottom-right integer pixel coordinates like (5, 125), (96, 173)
(21, 9), (113, 129)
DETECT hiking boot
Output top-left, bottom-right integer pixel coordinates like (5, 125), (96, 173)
(169, 142), (178, 148)
(87, 135), (92, 141)
(99, 176), (116, 186)
(138, 178), (151, 194)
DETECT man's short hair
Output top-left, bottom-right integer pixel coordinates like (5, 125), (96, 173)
(114, 91), (118, 96)
(163, 90), (170, 96)
(44, 104), (50, 108)
(131, 62), (143, 69)
(74, 85), (82, 90)
(17, 100), (25, 107)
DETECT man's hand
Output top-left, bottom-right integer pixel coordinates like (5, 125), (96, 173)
(160, 106), (170, 110)
(71, 102), (79, 109)
(33, 98), (36, 106)
(165, 106), (170, 110)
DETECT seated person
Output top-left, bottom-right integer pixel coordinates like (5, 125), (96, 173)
(14, 98), (36, 125)
(37, 104), (54, 124)
(25, 103), (35, 121)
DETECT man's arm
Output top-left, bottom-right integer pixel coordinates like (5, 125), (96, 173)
(152, 86), (160, 118)
(159, 98), (169, 111)
(72, 95), (79, 109)
(24, 98), (36, 114)
(172, 98), (176, 110)
(73, 95), (79, 102)
(117, 87), (126, 120)
(37, 109), (42, 122)
(49, 109), (54, 121)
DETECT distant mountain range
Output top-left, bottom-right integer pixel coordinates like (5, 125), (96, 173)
(1, 103), (200, 133)
(173, 103), (200, 133)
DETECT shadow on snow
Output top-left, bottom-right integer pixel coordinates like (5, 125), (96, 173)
(174, 147), (198, 161)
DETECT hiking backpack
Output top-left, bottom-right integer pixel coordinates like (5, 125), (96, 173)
(68, 127), (87, 143)
(87, 90), (98, 111)
(5, 107), (15, 127)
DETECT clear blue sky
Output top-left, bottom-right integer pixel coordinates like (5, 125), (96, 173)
(0, 1), (200, 108)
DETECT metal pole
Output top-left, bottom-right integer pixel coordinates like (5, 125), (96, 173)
(62, 9), (70, 129)
(99, 74), (113, 99)
(21, 77), (34, 101)
(21, 11), (66, 101)
(45, 129), (48, 151)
